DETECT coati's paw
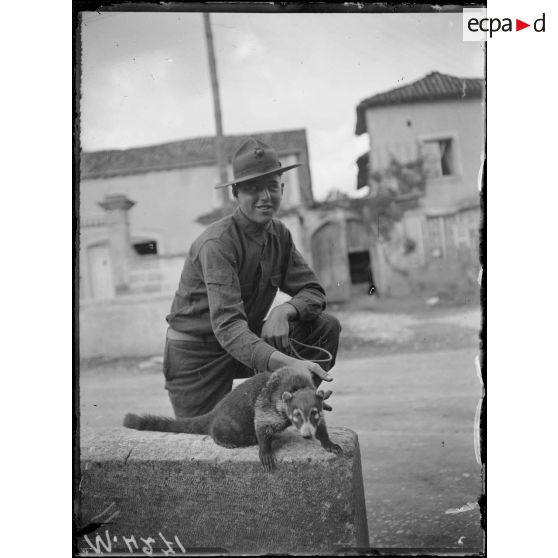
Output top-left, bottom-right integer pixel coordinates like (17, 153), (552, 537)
(325, 443), (343, 455)
(259, 452), (276, 472)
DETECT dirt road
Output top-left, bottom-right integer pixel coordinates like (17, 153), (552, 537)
(326, 348), (483, 552)
(79, 339), (483, 552)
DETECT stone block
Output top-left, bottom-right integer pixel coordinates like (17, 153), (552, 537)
(77, 426), (369, 555)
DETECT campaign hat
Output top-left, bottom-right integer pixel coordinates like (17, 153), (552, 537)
(215, 137), (301, 189)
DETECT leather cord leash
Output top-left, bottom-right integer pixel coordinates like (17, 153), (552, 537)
(287, 338), (333, 364)
(287, 338), (334, 412)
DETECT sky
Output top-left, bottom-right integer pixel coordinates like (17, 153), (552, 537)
(80, 10), (485, 200)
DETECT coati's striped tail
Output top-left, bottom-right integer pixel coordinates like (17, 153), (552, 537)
(123, 412), (213, 434)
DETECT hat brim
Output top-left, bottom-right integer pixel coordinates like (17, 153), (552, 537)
(214, 163), (301, 189)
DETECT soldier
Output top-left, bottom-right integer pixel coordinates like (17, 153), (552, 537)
(164, 138), (341, 417)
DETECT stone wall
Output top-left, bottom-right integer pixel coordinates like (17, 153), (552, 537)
(79, 289), (290, 359)
(79, 294), (171, 358)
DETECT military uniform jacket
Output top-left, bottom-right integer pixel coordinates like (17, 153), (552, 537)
(167, 207), (326, 372)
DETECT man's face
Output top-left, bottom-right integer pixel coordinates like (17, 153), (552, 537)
(236, 173), (284, 225)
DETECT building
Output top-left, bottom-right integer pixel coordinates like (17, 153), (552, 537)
(78, 129), (316, 357)
(354, 71), (485, 296)
(79, 129), (312, 301)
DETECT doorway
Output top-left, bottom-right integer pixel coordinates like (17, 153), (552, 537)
(88, 244), (114, 299)
(310, 221), (351, 302)
(348, 250), (371, 284)
(348, 250), (375, 295)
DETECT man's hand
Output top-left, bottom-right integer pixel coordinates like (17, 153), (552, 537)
(267, 351), (332, 382)
(261, 303), (297, 351)
(263, 303), (331, 383)
(294, 359), (332, 382)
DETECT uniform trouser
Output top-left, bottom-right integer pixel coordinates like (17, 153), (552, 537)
(164, 312), (341, 419)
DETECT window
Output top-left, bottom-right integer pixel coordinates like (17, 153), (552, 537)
(422, 138), (455, 178)
(426, 216), (444, 258)
(133, 240), (158, 255)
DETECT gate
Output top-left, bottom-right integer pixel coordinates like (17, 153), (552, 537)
(310, 221), (350, 302)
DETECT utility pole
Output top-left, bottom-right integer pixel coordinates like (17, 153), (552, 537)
(203, 12), (229, 205)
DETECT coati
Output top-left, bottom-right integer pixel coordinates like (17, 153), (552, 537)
(123, 366), (342, 472)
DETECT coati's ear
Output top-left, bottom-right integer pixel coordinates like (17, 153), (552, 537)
(282, 392), (293, 403)
(322, 390), (333, 400)
(316, 389), (333, 400)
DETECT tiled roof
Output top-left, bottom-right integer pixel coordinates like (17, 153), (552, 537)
(81, 129), (308, 179)
(355, 71), (485, 135)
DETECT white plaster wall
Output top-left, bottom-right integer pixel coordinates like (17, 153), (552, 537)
(80, 165), (221, 256)
(279, 214), (305, 259)
(280, 154), (302, 207)
(364, 98), (484, 210)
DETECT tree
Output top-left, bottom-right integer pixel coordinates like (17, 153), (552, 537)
(355, 154), (427, 241)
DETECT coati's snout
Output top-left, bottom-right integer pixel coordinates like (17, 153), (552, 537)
(282, 388), (333, 439)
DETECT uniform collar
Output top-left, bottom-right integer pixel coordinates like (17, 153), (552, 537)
(233, 207), (276, 244)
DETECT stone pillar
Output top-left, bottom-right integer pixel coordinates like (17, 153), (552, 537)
(98, 194), (135, 295)
(336, 208), (351, 302)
